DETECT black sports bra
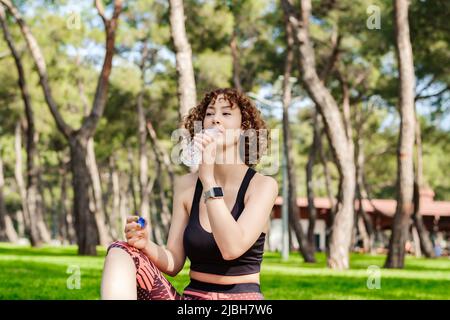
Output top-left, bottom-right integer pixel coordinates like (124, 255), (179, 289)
(183, 167), (266, 276)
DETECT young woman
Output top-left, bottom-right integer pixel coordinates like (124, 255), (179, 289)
(101, 88), (278, 300)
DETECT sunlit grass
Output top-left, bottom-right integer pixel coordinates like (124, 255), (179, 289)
(0, 243), (448, 300)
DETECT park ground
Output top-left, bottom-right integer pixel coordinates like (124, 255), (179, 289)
(0, 242), (449, 300)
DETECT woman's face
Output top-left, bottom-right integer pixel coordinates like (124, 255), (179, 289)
(203, 94), (242, 148)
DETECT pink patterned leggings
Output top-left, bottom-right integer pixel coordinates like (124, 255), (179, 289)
(106, 241), (265, 300)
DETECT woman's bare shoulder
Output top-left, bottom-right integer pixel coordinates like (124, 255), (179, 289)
(175, 172), (198, 190)
(174, 173), (198, 215)
(174, 172), (199, 201)
(249, 172), (279, 196)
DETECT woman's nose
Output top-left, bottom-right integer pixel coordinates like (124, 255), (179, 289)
(212, 116), (221, 125)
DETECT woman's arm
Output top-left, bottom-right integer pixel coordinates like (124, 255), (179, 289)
(127, 175), (190, 277)
(203, 175), (278, 260)
(194, 128), (279, 260)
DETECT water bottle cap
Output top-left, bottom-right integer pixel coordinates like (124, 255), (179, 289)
(137, 217), (146, 228)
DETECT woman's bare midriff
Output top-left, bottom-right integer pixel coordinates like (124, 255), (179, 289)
(189, 270), (260, 285)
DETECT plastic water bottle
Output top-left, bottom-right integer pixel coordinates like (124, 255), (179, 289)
(181, 127), (222, 167)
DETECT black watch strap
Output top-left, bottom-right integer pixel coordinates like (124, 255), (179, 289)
(203, 187), (224, 203)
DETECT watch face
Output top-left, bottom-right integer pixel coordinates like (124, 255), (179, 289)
(213, 187), (224, 197)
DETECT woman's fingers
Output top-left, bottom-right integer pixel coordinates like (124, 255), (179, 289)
(194, 141), (203, 151)
(193, 135), (213, 149)
(203, 137), (212, 147)
(126, 216), (139, 223)
(194, 133), (213, 144)
(128, 233), (145, 246)
(204, 131), (215, 140)
(126, 229), (145, 240)
(127, 236), (138, 246)
(125, 229), (137, 238)
(124, 222), (139, 233)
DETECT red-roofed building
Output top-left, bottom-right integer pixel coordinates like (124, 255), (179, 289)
(269, 188), (449, 254)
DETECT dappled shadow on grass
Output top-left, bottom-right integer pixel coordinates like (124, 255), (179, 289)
(0, 243), (107, 258)
(1, 244), (449, 300)
(263, 251), (450, 272)
(260, 272), (450, 300)
(260, 252), (450, 299)
(0, 259), (102, 299)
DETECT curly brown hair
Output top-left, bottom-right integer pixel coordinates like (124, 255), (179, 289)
(181, 88), (269, 167)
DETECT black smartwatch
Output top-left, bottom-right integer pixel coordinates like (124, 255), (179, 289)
(203, 187), (224, 203)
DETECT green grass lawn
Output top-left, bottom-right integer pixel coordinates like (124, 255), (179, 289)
(0, 242), (449, 300)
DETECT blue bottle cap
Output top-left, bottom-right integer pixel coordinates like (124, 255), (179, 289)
(137, 217), (146, 228)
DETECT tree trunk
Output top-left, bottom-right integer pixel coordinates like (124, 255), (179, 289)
(118, 176), (130, 241)
(59, 152), (76, 244)
(127, 148), (138, 215)
(353, 102), (375, 253)
(108, 156), (120, 240)
(86, 138), (111, 246)
(305, 112), (320, 256)
(137, 43), (152, 230)
(1, 0), (123, 255)
(281, 8), (315, 262)
(338, 72), (358, 254)
(282, 0), (356, 269)
(58, 161), (67, 243)
(46, 183), (58, 240)
(169, 0), (197, 120)
(412, 117), (435, 257)
(150, 192), (165, 246)
(385, 0), (416, 269)
(77, 56), (110, 246)
(1, 7), (49, 244)
(154, 175), (171, 242)
(15, 210), (24, 238)
(35, 163), (51, 243)
(0, 0), (122, 255)
(318, 127), (336, 234)
(0, 153), (18, 242)
(147, 120), (171, 238)
(355, 130), (374, 253)
(147, 121), (174, 234)
(0, 154), (8, 241)
(14, 122), (41, 246)
(69, 137), (98, 255)
(230, 29), (243, 92)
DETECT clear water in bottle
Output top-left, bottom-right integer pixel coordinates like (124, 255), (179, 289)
(181, 127), (221, 167)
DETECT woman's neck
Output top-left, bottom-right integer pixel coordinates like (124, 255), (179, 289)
(212, 163), (249, 188)
(210, 142), (249, 187)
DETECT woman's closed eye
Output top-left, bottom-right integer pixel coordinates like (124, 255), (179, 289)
(205, 112), (231, 116)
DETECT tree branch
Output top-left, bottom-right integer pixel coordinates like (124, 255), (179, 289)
(94, 0), (107, 25)
(81, 0), (123, 140)
(319, 27), (341, 82)
(414, 75), (435, 99)
(0, 0), (73, 138)
(415, 85), (449, 101)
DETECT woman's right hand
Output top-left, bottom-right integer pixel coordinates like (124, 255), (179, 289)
(124, 216), (149, 250)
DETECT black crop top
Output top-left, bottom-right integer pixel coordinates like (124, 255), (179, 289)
(183, 167), (266, 276)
